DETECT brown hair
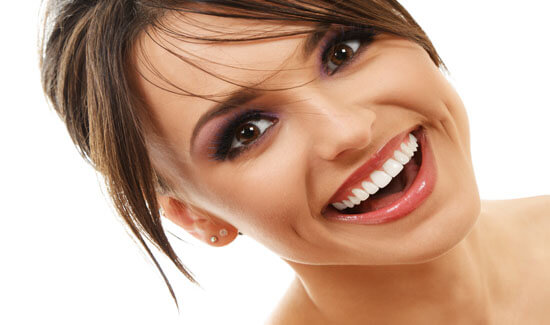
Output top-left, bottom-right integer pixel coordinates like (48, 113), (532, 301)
(40, 0), (444, 306)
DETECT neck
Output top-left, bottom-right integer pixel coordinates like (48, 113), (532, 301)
(285, 218), (496, 324)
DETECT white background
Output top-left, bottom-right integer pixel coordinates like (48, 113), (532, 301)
(1, 1), (548, 324)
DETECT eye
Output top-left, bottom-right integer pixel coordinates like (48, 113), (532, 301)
(231, 118), (274, 149)
(325, 39), (361, 74)
(320, 28), (377, 76)
(210, 110), (278, 161)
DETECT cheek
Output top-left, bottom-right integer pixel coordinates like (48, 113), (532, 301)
(373, 55), (452, 119)
(350, 42), (472, 157)
(195, 146), (311, 255)
(340, 42), (467, 129)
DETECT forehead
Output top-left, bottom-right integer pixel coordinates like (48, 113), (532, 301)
(132, 12), (320, 179)
(134, 12), (316, 100)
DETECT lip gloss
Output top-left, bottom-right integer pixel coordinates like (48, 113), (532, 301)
(327, 125), (418, 204)
(323, 127), (436, 225)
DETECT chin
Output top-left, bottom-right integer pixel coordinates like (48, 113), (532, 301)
(399, 189), (481, 265)
(372, 140), (482, 266)
(335, 183), (481, 267)
(307, 124), (482, 267)
(396, 128), (482, 264)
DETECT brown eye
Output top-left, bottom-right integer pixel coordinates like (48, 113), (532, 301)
(330, 44), (353, 65)
(230, 118), (276, 150)
(326, 39), (361, 74)
(236, 123), (260, 145)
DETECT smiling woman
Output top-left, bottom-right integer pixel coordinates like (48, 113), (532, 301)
(39, 0), (550, 324)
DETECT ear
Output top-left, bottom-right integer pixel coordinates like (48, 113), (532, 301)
(157, 196), (238, 247)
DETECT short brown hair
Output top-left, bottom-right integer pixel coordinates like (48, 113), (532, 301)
(40, 0), (444, 306)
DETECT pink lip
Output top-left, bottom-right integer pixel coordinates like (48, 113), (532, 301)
(323, 127), (437, 225)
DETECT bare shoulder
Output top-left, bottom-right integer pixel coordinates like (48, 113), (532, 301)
(480, 196), (550, 321)
(481, 195), (550, 269)
(480, 195), (550, 261)
(511, 195), (550, 243)
(482, 195), (550, 224)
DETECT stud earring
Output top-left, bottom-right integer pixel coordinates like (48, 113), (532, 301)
(219, 229), (228, 237)
(210, 235), (218, 243)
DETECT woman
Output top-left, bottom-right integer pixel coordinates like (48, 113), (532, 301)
(40, 0), (550, 323)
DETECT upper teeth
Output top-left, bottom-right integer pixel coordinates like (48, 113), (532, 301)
(331, 133), (418, 211)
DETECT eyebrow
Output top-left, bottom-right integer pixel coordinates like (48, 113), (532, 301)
(190, 24), (331, 149)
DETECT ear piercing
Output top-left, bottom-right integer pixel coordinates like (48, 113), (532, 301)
(211, 228), (238, 243)
(211, 228), (227, 243)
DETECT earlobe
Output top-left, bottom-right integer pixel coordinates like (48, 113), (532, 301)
(157, 196), (238, 247)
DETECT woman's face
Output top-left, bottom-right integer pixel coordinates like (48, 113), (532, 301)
(134, 13), (480, 265)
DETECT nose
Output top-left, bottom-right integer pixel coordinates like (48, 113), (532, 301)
(303, 96), (376, 161)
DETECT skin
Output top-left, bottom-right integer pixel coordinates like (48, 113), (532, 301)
(132, 12), (550, 324)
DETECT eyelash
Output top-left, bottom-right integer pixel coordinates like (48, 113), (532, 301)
(209, 27), (377, 161)
(319, 26), (377, 76)
(209, 110), (278, 161)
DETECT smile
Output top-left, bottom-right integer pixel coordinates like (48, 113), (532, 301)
(323, 126), (436, 224)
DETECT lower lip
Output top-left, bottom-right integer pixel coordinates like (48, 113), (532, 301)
(323, 128), (437, 225)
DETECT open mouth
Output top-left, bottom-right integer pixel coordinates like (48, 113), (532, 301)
(336, 131), (421, 214)
(323, 126), (436, 225)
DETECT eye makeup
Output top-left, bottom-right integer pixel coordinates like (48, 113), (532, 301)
(317, 26), (378, 76)
(207, 109), (279, 161)
(205, 26), (378, 162)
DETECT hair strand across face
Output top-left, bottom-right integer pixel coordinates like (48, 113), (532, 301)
(40, 0), (444, 307)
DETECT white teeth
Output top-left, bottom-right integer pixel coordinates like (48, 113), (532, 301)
(343, 200), (354, 208)
(393, 150), (410, 165)
(348, 195), (361, 205)
(331, 132), (419, 210)
(409, 139), (418, 151)
(352, 188), (369, 200)
(362, 181), (379, 194)
(382, 158), (404, 177)
(370, 170), (392, 188)
(400, 143), (414, 157)
(332, 202), (347, 211)
(409, 134), (418, 151)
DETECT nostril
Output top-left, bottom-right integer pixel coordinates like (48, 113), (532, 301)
(317, 123), (373, 161)
(327, 142), (369, 161)
(307, 103), (376, 161)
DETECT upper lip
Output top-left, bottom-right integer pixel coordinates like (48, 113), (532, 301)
(324, 125), (420, 208)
